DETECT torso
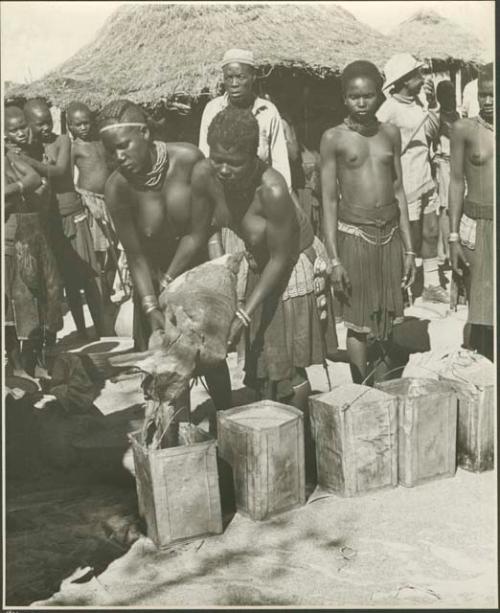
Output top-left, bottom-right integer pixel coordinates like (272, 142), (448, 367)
(73, 139), (110, 193)
(463, 118), (494, 204)
(214, 162), (301, 270)
(111, 142), (201, 269)
(331, 123), (396, 209)
(44, 134), (77, 196)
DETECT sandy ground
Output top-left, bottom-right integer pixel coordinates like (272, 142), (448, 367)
(5, 292), (498, 608)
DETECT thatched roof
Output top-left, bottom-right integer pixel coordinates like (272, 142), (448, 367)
(389, 9), (488, 66)
(5, 3), (396, 108)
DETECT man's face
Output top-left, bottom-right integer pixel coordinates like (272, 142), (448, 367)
(404, 68), (424, 95)
(344, 77), (379, 120)
(101, 125), (151, 175)
(5, 113), (30, 147)
(478, 79), (494, 121)
(209, 142), (255, 188)
(26, 106), (53, 142)
(68, 109), (92, 141)
(223, 63), (255, 106)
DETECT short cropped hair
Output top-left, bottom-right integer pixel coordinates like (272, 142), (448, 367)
(66, 101), (92, 119)
(207, 106), (259, 156)
(97, 99), (148, 132)
(478, 62), (493, 84)
(341, 60), (384, 94)
(24, 97), (50, 116)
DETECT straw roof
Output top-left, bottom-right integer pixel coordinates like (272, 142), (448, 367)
(5, 3), (396, 108)
(389, 9), (488, 66)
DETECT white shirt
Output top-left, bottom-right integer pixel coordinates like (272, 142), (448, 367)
(461, 79), (479, 118)
(198, 93), (292, 189)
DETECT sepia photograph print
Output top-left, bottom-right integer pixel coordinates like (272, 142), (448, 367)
(1, 0), (496, 609)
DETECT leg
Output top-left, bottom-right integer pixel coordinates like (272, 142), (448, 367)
(469, 324), (494, 362)
(346, 329), (368, 384)
(83, 274), (105, 338)
(5, 326), (23, 374)
(438, 208), (450, 263)
(65, 277), (87, 337)
(422, 207), (449, 302)
(204, 360), (232, 412)
(409, 211), (424, 299)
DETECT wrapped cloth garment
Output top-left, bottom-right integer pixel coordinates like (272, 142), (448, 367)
(5, 213), (64, 339)
(242, 234), (338, 391)
(47, 192), (101, 282)
(461, 199), (493, 326)
(75, 187), (113, 252)
(337, 201), (405, 341)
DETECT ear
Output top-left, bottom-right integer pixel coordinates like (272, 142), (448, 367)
(141, 125), (151, 141)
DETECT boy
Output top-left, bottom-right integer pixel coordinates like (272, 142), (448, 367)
(321, 60), (416, 383)
(67, 101), (119, 300)
(20, 98), (106, 339)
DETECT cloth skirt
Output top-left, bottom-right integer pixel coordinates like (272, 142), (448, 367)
(243, 237), (338, 390)
(338, 224), (404, 341)
(5, 213), (64, 339)
(76, 187), (112, 252)
(463, 218), (493, 326)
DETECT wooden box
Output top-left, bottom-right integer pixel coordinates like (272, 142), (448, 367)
(217, 401), (306, 521)
(440, 377), (494, 472)
(309, 384), (398, 497)
(129, 425), (223, 549)
(376, 378), (458, 487)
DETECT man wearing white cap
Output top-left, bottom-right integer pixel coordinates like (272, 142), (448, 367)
(377, 53), (446, 303)
(198, 48), (291, 189)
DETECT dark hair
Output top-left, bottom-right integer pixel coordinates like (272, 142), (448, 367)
(97, 99), (148, 132)
(436, 80), (454, 104)
(341, 60), (384, 94)
(24, 97), (50, 116)
(4, 105), (25, 124)
(66, 101), (91, 118)
(207, 106), (259, 156)
(478, 62), (493, 84)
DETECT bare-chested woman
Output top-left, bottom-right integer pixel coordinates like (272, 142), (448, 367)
(321, 61), (416, 383)
(98, 99), (231, 412)
(449, 63), (494, 361)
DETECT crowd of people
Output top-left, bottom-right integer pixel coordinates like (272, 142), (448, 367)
(3, 49), (494, 415)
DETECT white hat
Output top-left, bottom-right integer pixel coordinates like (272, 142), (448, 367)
(382, 53), (425, 92)
(221, 48), (256, 69)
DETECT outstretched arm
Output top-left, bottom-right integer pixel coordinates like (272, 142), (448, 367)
(387, 125), (416, 289)
(166, 160), (216, 279)
(19, 134), (71, 179)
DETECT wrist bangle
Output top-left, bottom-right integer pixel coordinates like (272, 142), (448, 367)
(235, 308), (251, 327)
(160, 273), (174, 290)
(448, 232), (460, 243)
(331, 258), (341, 268)
(405, 250), (416, 256)
(15, 181), (24, 199)
(142, 294), (159, 315)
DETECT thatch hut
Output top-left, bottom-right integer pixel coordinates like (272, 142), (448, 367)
(389, 9), (489, 107)
(5, 3), (396, 147)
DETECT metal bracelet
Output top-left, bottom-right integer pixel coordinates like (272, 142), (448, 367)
(235, 308), (251, 327)
(405, 250), (416, 256)
(331, 258), (341, 268)
(448, 232), (460, 243)
(142, 294), (159, 315)
(160, 273), (174, 290)
(16, 181), (25, 199)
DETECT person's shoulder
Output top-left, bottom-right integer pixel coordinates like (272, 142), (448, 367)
(260, 166), (289, 205)
(256, 96), (279, 113)
(452, 117), (474, 135)
(379, 121), (399, 138)
(320, 124), (345, 147)
(167, 141), (204, 165)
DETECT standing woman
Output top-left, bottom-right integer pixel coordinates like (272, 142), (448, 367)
(193, 106), (338, 411)
(98, 99), (231, 410)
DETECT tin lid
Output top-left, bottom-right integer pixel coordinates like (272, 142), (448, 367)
(224, 401), (300, 430)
